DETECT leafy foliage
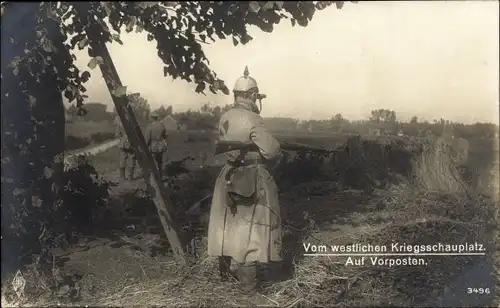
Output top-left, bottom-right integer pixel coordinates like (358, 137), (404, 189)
(2, 1), (353, 109)
(126, 93), (151, 123)
(1, 156), (111, 276)
(61, 157), (112, 230)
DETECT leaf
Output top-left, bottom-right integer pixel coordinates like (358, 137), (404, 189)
(12, 66), (19, 76)
(28, 95), (36, 107)
(221, 84), (230, 95)
(261, 2), (275, 11)
(274, 1), (284, 9)
(88, 56), (104, 69)
(42, 40), (57, 53)
(297, 18), (308, 27)
(88, 58), (98, 69)
(249, 1), (261, 13)
(138, 2), (157, 8)
(126, 18), (136, 32)
(32, 196), (43, 208)
(291, 18), (296, 27)
(112, 34), (123, 45)
(95, 56), (104, 65)
(195, 82), (205, 93)
(336, 1), (344, 9)
(112, 86), (127, 97)
(77, 37), (88, 50)
(240, 34), (253, 44)
(81, 71), (91, 82)
(43, 167), (54, 179)
(12, 188), (25, 197)
(147, 34), (154, 41)
(232, 36), (239, 46)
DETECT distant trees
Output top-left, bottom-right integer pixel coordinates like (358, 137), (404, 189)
(330, 113), (347, 133)
(70, 100), (498, 141)
(263, 117), (300, 132)
(127, 93), (150, 123)
(66, 102), (114, 122)
(370, 109), (397, 124)
(154, 105), (173, 119)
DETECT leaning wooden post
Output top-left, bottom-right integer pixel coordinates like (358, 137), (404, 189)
(74, 4), (188, 264)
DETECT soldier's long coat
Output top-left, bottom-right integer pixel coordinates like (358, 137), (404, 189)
(207, 99), (282, 264)
(145, 121), (168, 153)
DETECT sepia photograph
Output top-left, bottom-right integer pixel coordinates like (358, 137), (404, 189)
(1, 1), (499, 307)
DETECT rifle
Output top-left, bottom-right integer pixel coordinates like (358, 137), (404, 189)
(214, 140), (339, 155)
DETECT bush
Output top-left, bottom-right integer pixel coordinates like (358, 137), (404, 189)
(60, 156), (112, 230)
(1, 156), (111, 284)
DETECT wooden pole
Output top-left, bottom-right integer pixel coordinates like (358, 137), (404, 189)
(74, 4), (188, 264)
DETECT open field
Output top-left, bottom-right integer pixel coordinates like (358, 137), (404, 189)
(4, 128), (499, 307)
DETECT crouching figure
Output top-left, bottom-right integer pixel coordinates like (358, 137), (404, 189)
(207, 67), (283, 296)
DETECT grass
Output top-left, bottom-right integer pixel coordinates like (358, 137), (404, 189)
(2, 131), (498, 307)
(66, 120), (116, 138)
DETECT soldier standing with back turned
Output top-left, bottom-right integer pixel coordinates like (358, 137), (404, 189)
(115, 115), (137, 181)
(207, 67), (283, 302)
(145, 111), (168, 178)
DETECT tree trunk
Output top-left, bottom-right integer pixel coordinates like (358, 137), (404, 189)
(1, 3), (65, 280)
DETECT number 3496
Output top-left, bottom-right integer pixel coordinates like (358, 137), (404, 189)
(467, 288), (491, 294)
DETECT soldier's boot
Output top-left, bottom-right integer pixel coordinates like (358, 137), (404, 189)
(218, 256), (236, 281)
(237, 262), (258, 295)
(119, 167), (126, 180)
(127, 167), (135, 181)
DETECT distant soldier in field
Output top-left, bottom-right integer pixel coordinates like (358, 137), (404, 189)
(207, 67), (283, 300)
(145, 111), (168, 177)
(115, 115), (137, 180)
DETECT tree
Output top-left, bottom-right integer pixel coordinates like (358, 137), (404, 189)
(410, 116), (418, 124)
(82, 102), (110, 122)
(166, 105), (173, 116)
(370, 109), (397, 124)
(127, 93), (151, 123)
(1, 1), (354, 273)
(330, 113), (345, 132)
(333, 113), (344, 122)
(155, 105), (168, 119)
(212, 106), (222, 119)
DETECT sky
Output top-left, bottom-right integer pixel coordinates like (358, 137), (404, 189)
(72, 1), (499, 124)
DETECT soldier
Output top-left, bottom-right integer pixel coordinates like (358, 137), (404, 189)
(115, 115), (137, 181)
(207, 67), (283, 299)
(145, 111), (168, 177)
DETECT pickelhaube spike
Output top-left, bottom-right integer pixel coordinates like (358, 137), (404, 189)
(243, 66), (249, 77)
